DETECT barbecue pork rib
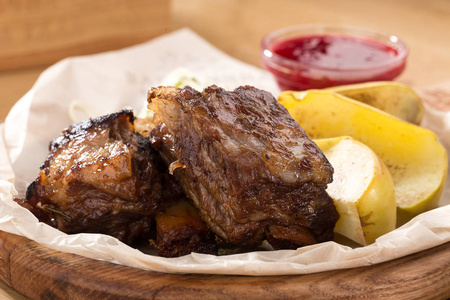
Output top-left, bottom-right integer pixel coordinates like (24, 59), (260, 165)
(154, 197), (218, 257)
(18, 110), (177, 245)
(148, 85), (339, 249)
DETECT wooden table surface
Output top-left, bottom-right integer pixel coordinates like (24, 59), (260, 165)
(0, 0), (449, 299)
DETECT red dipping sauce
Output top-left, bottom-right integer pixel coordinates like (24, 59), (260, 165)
(261, 25), (408, 90)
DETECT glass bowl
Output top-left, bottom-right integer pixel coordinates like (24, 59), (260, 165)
(261, 24), (408, 91)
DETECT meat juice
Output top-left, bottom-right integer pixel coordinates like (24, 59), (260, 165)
(263, 34), (406, 90)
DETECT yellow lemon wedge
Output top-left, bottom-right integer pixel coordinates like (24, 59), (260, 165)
(314, 136), (396, 246)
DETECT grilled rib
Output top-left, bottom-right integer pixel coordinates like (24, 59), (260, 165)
(148, 85), (339, 249)
(154, 197), (218, 257)
(19, 110), (174, 244)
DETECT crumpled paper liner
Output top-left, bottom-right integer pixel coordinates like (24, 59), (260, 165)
(0, 28), (449, 276)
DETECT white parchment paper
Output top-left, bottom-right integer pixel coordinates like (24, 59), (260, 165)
(0, 28), (449, 276)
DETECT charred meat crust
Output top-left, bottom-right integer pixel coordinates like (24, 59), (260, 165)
(17, 84), (339, 255)
(21, 110), (176, 244)
(148, 85), (339, 249)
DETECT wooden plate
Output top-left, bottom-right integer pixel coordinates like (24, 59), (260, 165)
(0, 230), (448, 299)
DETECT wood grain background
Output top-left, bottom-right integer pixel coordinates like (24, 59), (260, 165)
(0, 0), (171, 71)
(0, 231), (448, 299)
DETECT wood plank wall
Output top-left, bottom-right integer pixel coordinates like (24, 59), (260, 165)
(0, 0), (171, 71)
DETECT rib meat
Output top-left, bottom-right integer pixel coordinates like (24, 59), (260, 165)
(154, 197), (218, 257)
(19, 110), (177, 244)
(148, 85), (339, 249)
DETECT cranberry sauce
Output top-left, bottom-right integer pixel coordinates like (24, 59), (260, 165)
(263, 34), (406, 90)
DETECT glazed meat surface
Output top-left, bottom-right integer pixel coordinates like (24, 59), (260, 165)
(148, 85), (339, 249)
(19, 110), (176, 244)
(154, 197), (218, 257)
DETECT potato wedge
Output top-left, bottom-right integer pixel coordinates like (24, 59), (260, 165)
(315, 136), (396, 245)
(326, 81), (424, 125)
(279, 90), (447, 223)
